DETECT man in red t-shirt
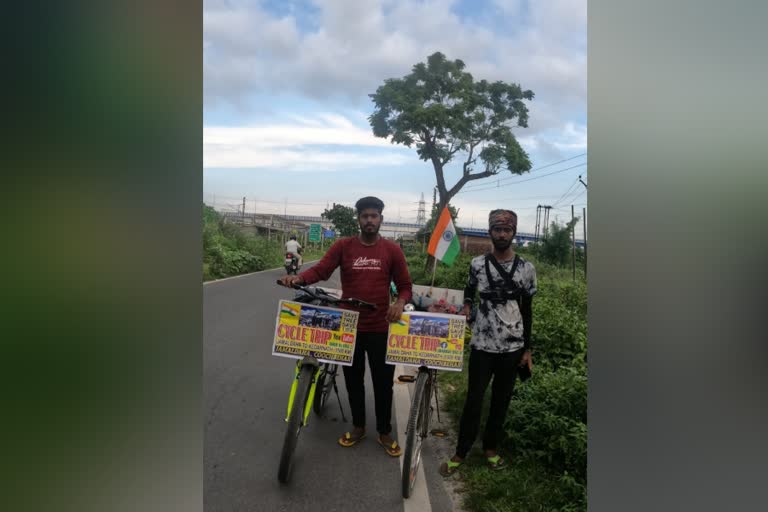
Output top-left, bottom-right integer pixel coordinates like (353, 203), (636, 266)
(279, 196), (413, 457)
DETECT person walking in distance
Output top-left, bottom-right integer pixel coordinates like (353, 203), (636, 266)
(279, 196), (413, 457)
(439, 209), (537, 476)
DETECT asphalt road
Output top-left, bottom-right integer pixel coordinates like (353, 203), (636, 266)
(204, 262), (457, 512)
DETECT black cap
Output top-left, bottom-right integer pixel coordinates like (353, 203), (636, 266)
(354, 196), (385, 214)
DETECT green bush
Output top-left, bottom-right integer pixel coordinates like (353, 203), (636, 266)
(458, 459), (586, 512)
(504, 366), (587, 480)
(202, 204), (331, 281)
(404, 250), (475, 290)
(533, 280), (587, 371)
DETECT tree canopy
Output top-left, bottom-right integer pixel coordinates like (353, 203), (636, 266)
(538, 218), (580, 266)
(369, 52), (535, 216)
(321, 203), (359, 237)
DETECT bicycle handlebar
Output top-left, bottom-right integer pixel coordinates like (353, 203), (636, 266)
(276, 280), (377, 310)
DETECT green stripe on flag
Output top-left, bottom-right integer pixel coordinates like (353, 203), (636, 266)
(440, 236), (460, 266)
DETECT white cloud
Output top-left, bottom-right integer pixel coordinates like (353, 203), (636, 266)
(204, 147), (409, 170)
(204, 0), (587, 134)
(552, 122), (587, 150)
(204, 112), (409, 170)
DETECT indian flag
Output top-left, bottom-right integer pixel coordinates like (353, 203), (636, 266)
(280, 303), (300, 317)
(428, 207), (460, 266)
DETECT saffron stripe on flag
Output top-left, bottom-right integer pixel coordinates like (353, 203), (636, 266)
(428, 208), (453, 255)
(427, 207), (461, 266)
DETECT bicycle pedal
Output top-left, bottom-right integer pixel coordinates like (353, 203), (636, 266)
(397, 375), (416, 383)
(430, 428), (448, 437)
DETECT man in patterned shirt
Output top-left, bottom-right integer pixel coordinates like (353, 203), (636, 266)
(439, 209), (537, 476)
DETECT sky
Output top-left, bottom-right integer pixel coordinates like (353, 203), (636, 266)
(203, 0), (587, 234)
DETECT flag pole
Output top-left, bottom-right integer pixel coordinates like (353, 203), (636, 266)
(430, 257), (437, 290)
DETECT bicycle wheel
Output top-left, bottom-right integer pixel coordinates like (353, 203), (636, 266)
(402, 369), (431, 498)
(278, 364), (314, 483)
(312, 363), (336, 416)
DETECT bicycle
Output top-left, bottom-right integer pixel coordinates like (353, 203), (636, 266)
(275, 280), (376, 484)
(400, 303), (448, 499)
(399, 297), (473, 498)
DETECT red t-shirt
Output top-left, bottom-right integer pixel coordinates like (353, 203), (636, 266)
(298, 236), (413, 333)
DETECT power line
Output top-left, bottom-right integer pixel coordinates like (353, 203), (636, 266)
(460, 153), (587, 192)
(551, 177), (581, 208)
(456, 163), (587, 195)
(569, 188), (588, 204)
(553, 179), (588, 208)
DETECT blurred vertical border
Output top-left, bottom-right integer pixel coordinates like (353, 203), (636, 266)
(2, 1), (202, 511)
(589, 0), (767, 510)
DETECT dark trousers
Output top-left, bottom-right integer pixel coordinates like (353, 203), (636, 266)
(342, 332), (395, 435)
(456, 347), (524, 458)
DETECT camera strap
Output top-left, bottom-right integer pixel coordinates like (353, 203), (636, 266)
(483, 253), (522, 307)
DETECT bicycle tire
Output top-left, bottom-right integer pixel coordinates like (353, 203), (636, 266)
(278, 364), (314, 483)
(312, 364), (334, 416)
(402, 369), (430, 498)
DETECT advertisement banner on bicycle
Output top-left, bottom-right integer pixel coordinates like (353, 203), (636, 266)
(385, 312), (466, 371)
(273, 300), (360, 366)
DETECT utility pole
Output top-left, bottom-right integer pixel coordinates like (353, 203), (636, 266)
(582, 207), (588, 277)
(571, 205), (577, 282)
(283, 198), (288, 245)
(539, 205), (552, 240)
(242, 196), (246, 224)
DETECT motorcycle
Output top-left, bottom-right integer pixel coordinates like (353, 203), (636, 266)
(284, 252), (300, 275)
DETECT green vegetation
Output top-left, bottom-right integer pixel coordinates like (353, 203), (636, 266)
(321, 203), (359, 237)
(533, 219), (584, 268)
(202, 205), (326, 281)
(405, 246), (587, 511)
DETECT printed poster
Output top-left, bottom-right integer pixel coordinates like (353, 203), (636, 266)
(272, 300), (360, 366)
(386, 312), (466, 371)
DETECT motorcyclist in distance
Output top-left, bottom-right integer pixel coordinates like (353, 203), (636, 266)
(285, 234), (303, 268)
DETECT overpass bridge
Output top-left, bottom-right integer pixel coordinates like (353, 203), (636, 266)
(220, 211), (585, 248)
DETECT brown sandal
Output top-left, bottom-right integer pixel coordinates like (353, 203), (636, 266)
(377, 435), (402, 457)
(338, 430), (366, 447)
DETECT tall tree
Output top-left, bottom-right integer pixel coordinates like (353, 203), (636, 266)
(538, 218), (580, 266)
(369, 52), (534, 260)
(321, 203), (359, 237)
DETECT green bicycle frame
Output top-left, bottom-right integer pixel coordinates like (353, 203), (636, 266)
(285, 359), (320, 426)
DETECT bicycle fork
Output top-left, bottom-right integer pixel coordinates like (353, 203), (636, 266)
(285, 361), (319, 426)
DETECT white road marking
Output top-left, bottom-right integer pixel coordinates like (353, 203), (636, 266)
(394, 364), (432, 512)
